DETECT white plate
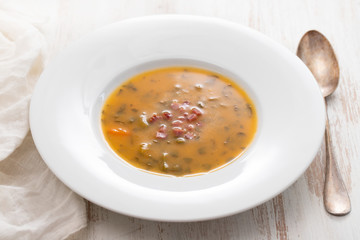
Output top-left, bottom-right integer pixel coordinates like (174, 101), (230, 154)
(30, 15), (325, 221)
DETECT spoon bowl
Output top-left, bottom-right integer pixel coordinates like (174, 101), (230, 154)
(297, 30), (339, 97)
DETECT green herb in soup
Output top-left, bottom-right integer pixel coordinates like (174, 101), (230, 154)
(101, 66), (257, 176)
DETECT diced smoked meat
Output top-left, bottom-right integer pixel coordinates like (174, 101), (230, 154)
(178, 116), (186, 121)
(172, 127), (185, 136)
(148, 113), (161, 123)
(170, 102), (180, 110)
(184, 132), (195, 140)
(179, 106), (186, 113)
(187, 124), (195, 131)
(191, 107), (203, 116)
(162, 110), (173, 120)
(172, 120), (183, 126)
(158, 124), (167, 133)
(187, 113), (198, 122)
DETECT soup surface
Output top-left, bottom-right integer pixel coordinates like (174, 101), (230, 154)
(101, 66), (257, 176)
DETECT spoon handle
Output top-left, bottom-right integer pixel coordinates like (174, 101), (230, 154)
(323, 106), (351, 215)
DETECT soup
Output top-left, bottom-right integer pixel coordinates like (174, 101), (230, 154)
(101, 66), (257, 176)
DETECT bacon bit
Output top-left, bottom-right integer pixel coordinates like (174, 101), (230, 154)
(187, 124), (195, 131)
(162, 110), (173, 120)
(183, 100), (190, 105)
(191, 107), (203, 116)
(172, 120), (183, 126)
(158, 124), (167, 133)
(178, 116), (186, 121)
(184, 132), (195, 140)
(108, 128), (130, 136)
(156, 131), (167, 139)
(170, 102), (180, 110)
(179, 106), (186, 113)
(187, 113), (198, 122)
(148, 113), (161, 123)
(172, 127), (185, 137)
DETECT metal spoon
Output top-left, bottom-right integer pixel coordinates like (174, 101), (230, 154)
(297, 30), (351, 216)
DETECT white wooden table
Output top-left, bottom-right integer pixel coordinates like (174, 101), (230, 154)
(29, 0), (360, 239)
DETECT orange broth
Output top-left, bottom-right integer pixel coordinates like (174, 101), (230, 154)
(101, 66), (257, 176)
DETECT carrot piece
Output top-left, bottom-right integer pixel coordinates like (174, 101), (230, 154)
(108, 128), (130, 136)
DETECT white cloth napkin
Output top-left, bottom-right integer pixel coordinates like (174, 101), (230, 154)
(0, 3), (87, 239)
(0, 134), (87, 239)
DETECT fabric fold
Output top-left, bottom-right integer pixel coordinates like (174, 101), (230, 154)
(0, 3), (87, 239)
(0, 133), (87, 240)
(0, 9), (44, 161)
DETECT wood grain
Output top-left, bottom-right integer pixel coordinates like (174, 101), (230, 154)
(31, 0), (360, 239)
